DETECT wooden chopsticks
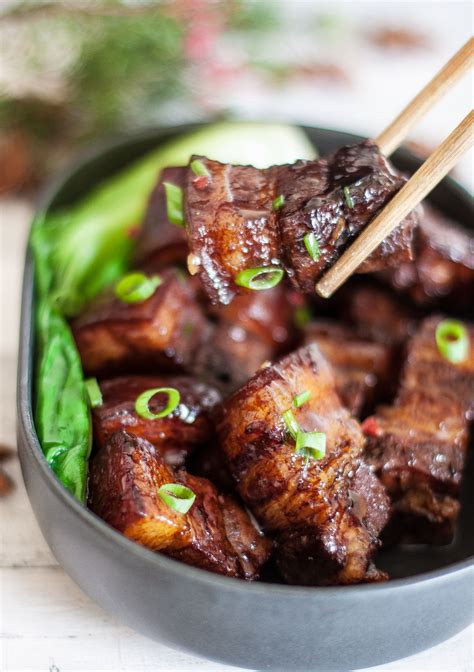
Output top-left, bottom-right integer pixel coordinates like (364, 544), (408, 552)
(316, 111), (474, 298)
(376, 38), (473, 156)
(315, 39), (474, 299)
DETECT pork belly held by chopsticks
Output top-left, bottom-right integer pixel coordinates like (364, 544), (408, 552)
(279, 141), (417, 292)
(219, 344), (390, 586)
(184, 141), (418, 304)
(364, 316), (474, 544)
(88, 430), (272, 579)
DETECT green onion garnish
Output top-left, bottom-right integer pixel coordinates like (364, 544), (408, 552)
(435, 319), (469, 363)
(282, 409), (299, 440)
(293, 391), (311, 408)
(343, 185), (354, 208)
(272, 194), (285, 211)
(115, 272), (162, 303)
(135, 387), (181, 420)
(295, 430), (326, 460)
(158, 483), (196, 514)
(294, 305), (312, 328)
(85, 378), (102, 408)
(304, 232), (321, 261)
(190, 159), (210, 177)
(163, 181), (185, 227)
(283, 405), (326, 461)
(235, 266), (284, 290)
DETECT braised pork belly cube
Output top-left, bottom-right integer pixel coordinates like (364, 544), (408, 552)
(219, 344), (390, 586)
(88, 430), (272, 579)
(92, 376), (222, 467)
(184, 143), (418, 304)
(364, 317), (474, 544)
(196, 329), (270, 394)
(279, 141), (417, 292)
(382, 205), (474, 313)
(72, 268), (210, 376)
(303, 320), (393, 417)
(336, 282), (419, 346)
(134, 167), (188, 272)
(196, 285), (297, 392)
(184, 156), (283, 305)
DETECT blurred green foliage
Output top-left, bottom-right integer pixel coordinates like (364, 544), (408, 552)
(69, 12), (185, 136)
(0, 1), (279, 140)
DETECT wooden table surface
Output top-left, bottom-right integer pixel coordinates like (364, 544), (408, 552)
(0, 196), (472, 671)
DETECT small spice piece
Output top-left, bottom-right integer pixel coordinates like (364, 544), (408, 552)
(0, 468), (14, 497)
(192, 175), (210, 190)
(0, 444), (15, 461)
(187, 253), (201, 275)
(361, 417), (381, 437)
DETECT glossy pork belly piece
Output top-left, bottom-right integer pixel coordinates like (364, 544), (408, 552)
(184, 142), (418, 304)
(92, 376), (222, 466)
(336, 282), (418, 346)
(279, 141), (417, 292)
(383, 205), (474, 312)
(184, 156), (282, 305)
(219, 344), (390, 585)
(88, 430), (272, 579)
(197, 285), (297, 392)
(72, 268), (210, 376)
(364, 317), (474, 544)
(303, 320), (393, 417)
(134, 167), (188, 272)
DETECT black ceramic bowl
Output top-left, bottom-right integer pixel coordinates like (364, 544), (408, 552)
(17, 124), (474, 671)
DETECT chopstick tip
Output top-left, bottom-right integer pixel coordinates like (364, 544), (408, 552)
(315, 281), (332, 299)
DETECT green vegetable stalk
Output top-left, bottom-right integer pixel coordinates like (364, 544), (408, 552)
(30, 121), (316, 502)
(35, 302), (92, 501)
(31, 214), (91, 502)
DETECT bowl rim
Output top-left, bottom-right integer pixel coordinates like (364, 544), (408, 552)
(18, 122), (474, 598)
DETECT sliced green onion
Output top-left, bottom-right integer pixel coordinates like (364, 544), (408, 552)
(85, 378), (102, 408)
(190, 159), (210, 177)
(295, 430), (326, 460)
(294, 305), (312, 328)
(282, 409), (299, 440)
(272, 194), (285, 210)
(135, 387), (181, 420)
(235, 266), (284, 290)
(343, 185), (354, 208)
(158, 483), (196, 514)
(115, 272), (162, 303)
(293, 390), (311, 408)
(304, 232), (321, 261)
(163, 181), (185, 227)
(435, 319), (469, 363)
